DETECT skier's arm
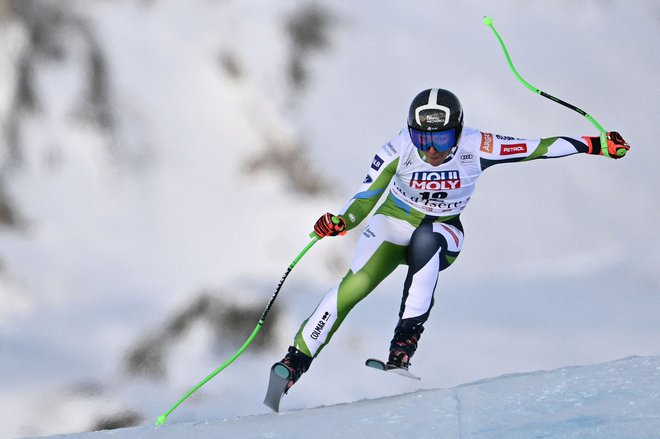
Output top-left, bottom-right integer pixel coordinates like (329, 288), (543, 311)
(337, 146), (399, 232)
(478, 131), (629, 170)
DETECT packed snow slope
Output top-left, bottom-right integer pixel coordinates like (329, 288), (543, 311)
(0, 0), (659, 438)
(26, 355), (660, 439)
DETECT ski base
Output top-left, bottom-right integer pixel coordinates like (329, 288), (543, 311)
(365, 358), (421, 381)
(263, 363), (291, 412)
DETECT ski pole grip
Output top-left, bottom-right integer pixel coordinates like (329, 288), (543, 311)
(599, 131), (610, 158)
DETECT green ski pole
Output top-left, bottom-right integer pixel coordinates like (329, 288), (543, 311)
(482, 16), (623, 158)
(155, 234), (320, 426)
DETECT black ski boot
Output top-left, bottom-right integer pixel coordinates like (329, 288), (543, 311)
(264, 346), (312, 411)
(277, 346), (312, 392)
(387, 327), (423, 370)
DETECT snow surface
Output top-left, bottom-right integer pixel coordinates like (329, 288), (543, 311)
(26, 355), (660, 439)
(0, 0), (659, 437)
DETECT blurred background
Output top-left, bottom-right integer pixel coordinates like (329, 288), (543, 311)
(0, 0), (658, 437)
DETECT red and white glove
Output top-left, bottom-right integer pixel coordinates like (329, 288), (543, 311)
(583, 131), (630, 159)
(313, 213), (347, 238)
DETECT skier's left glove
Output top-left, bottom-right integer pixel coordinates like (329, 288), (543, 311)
(313, 213), (347, 238)
(583, 131), (630, 159)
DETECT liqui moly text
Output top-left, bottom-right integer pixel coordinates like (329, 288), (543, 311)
(409, 171), (461, 190)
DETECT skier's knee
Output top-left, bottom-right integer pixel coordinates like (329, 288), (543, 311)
(407, 222), (445, 269)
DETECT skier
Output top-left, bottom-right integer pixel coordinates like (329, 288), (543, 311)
(265, 88), (629, 408)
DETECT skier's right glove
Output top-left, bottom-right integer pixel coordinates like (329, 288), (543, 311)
(583, 131), (630, 159)
(313, 213), (347, 238)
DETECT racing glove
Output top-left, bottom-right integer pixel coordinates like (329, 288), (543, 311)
(583, 131), (630, 159)
(313, 213), (347, 238)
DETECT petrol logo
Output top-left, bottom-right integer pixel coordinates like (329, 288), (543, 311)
(500, 143), (527, 155)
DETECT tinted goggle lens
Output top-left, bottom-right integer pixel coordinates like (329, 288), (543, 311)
(409, 128), (456, 152)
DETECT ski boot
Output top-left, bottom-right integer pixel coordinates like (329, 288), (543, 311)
(278, 346), (312, 392)
(264, 346), (312, 411)
(387, 327), (423, 370)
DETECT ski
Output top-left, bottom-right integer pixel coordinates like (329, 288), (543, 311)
(263, 363), (291, 412)
(365, 358), (421, 381)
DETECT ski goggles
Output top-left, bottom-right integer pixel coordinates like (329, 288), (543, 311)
(408, 127), (456, 152)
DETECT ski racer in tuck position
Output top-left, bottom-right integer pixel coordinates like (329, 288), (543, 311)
(266, 88), (630, 407)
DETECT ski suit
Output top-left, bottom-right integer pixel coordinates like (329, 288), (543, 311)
(293, 126), (590, 358)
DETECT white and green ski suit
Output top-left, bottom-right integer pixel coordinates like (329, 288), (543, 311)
(293, 126), (591, 358)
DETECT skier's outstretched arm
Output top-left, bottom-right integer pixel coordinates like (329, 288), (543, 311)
(479, 131), (629, 170)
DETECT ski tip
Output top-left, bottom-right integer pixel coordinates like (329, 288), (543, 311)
(365, 358), (388, 371)
(264, 363), (291, 412)
(272, 363), (292, 379)
(483, 16), (493, 27)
